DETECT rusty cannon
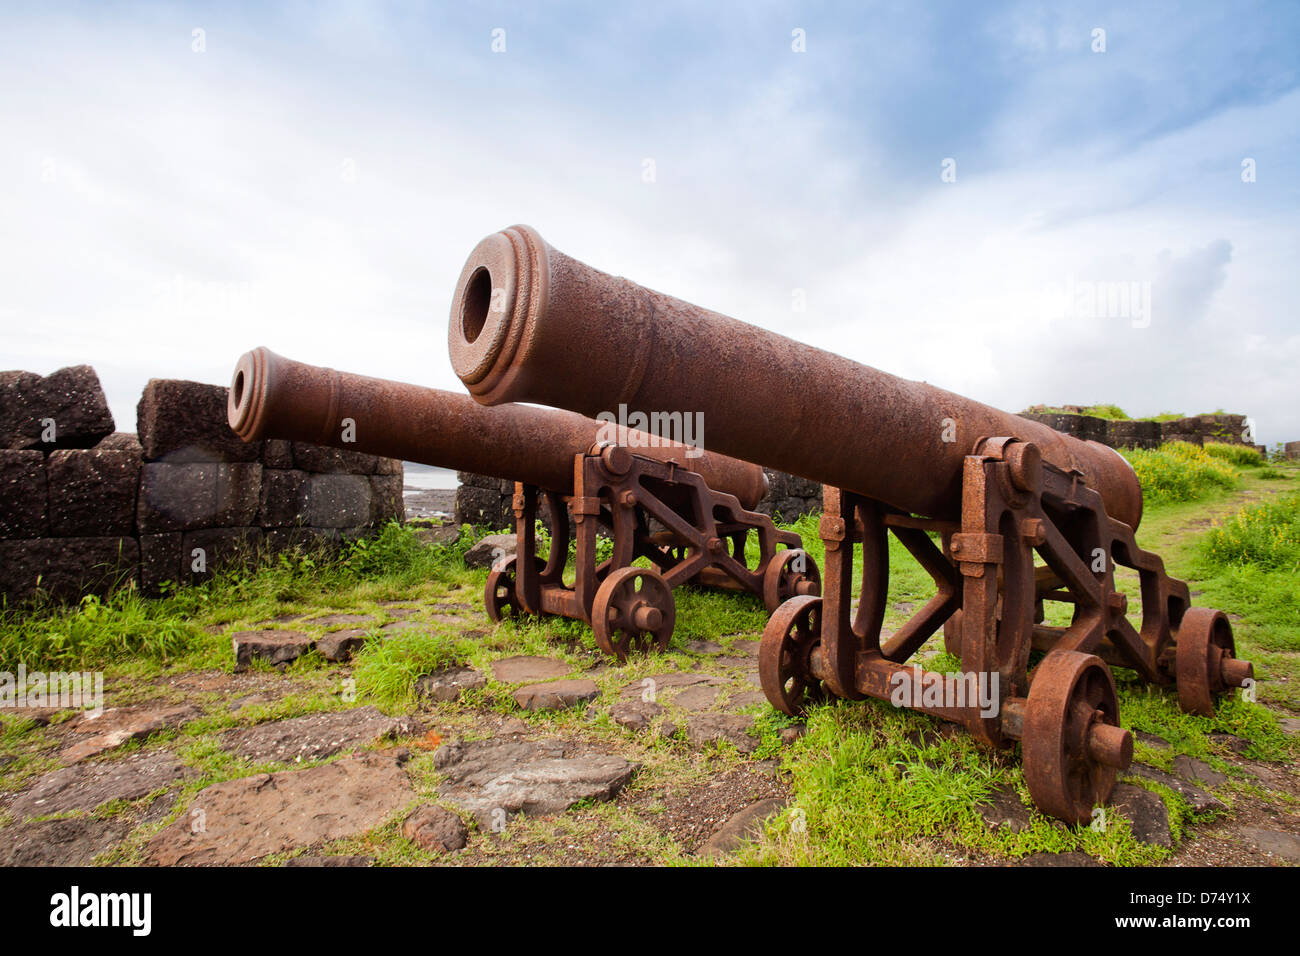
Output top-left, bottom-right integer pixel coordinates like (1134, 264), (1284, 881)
(446, 224), (1254, 823)
(227, 347), (819, 660)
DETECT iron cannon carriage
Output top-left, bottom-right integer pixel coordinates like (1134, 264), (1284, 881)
(445, 224), (1254, 822)
(227, 347), (819, 660)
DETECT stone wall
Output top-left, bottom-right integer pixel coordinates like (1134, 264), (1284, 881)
(1019, 408), (1255, 451)
(452, 465), (823, 530)
(0, 366), (403, 604)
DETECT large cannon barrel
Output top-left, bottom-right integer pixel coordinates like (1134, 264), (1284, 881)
(227, 347), (768, 509)
(447, 225), (1144, 529)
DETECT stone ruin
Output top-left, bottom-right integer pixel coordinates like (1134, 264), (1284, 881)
(0, 365), (403, 604)
(1020, 406), (1263, 453)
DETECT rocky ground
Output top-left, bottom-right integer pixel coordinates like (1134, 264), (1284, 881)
(1, 476), (1297, 868)
(1, 589), (1296, 867)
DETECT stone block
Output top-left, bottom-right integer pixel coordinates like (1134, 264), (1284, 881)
(0, 537), (138, 603)
(181, 527), (263, 582)
(136, 378), (261, 462)
(0, 449), (46, 538)
(0, 365), (114, 451)
(139, 532), (183, 595)
(46, 446), (140, 536)
(304, 474), (372, 528)
(369, 474), (404, 526)
(291, 442), (379, 474)
(259, 468), (312, 527)
(263, 439), (294, 469)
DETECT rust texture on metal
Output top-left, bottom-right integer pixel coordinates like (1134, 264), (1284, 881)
(447, 224), (1142, 530)
(228, 347), (767, 509)
(447, 226), (1253, 823)
(228, 347), (814, 660)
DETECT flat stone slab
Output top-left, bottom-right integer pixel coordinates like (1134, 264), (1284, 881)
(310, 613), (376, 628)
(403, 804), (469, 854)
(1133, 731), (1171, 750)
(61, 704), (201, 762)
(145, 750), (414, 866)
(607, 700), (663, 733)
(434, 738), (638, 828)
(726, 691), (768, 710)
(0, 817), (128, 866)
(1237, 827), (1300, 862)
(8, 751), (195, 820)
(492, 655), (571, 683)
(1172, 755), (1228, 788)
(416, 666), (486, 703)
(978, 786), (1032, 833)
(232, 630), (314, 668)
(686, 714), (759, 754)
(682, 640), (723, 655)
(316, 629), (368, 663)
(1126, 763), (1225, 813)
(513, 679), (600, 711)
(619, 672), (722, 701)
(1278, 717), (1300, 735)
(671, 685), (720, 711)
(698, 797), (788, 858)
(219, 706), (420, 764)
(1110, 783), (1172, 847)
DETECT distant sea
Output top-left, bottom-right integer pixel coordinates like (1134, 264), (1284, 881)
(401, 463), (459, 490)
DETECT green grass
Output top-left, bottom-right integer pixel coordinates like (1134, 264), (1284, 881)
(1201, 492), (1300, 571)
(0, 521), (483, 672)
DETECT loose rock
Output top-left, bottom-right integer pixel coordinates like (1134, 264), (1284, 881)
(403, 804), (469, 853)
(1110, 783), (1172, 847)
(416, 666), (486, 703)
(232, 630), (315, 668)
(1126, 763), (1224, 813)
(316, 629), (368, 663)
(513, 679), (600, 711)
(464, 533), (518, 569)
(608, 700), (664, 733)
(698, 797), (789, 858)
(434, 738), (638, 828)
(686, 713), (759, 754)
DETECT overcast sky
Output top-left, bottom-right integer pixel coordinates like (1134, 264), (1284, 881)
(2, 1), (1297, 446)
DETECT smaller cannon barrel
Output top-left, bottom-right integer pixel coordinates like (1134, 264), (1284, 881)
(227, 347), (768, 509)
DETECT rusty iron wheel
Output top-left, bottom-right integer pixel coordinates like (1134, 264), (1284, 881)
(1024, 650), (1131, 824)
(759, 595), (830, 717)
(484, 556), (523, 623)
(592, 567), (675, 662)
(762, 549), (822, 614)
(1176, 607), (1241, 717)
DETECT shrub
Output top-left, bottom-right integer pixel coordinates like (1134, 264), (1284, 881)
(1202, 442), (1263, 467)
(1201, 493), (1300, 571)
(1120, 442), (1240, 505)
